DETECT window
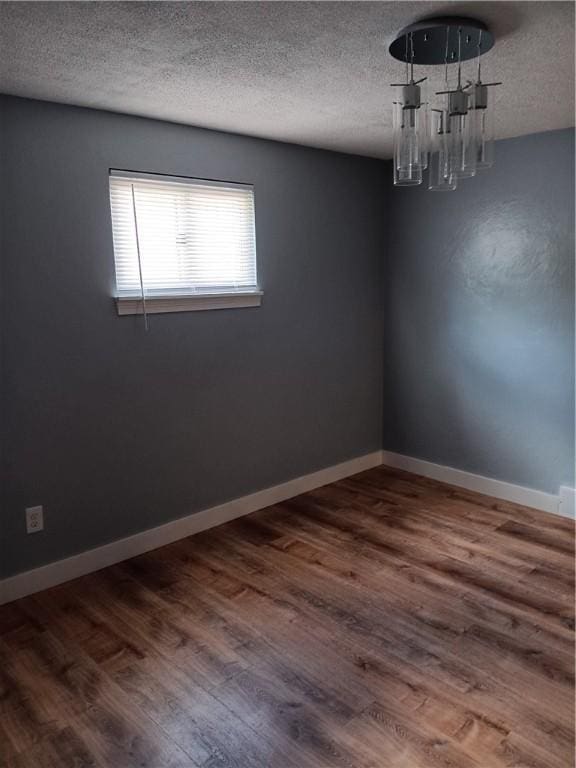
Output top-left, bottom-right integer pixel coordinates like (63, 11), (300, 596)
(109, 170), (261, 315)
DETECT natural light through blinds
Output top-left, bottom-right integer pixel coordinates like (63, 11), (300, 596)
(109, 171), (258, 298)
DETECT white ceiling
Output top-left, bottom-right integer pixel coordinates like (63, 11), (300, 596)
(0, 1), (573, 158)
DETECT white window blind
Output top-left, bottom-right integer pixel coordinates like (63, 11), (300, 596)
(109, 171), (258, 300)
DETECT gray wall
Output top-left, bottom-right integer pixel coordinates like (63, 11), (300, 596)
(384, 129), (575, 495)
(1, 96), (386, 577)
(2, 97), (574, 580)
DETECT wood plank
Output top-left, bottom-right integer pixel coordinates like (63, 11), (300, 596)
(0, 465), (573, 768)
(180, 525), (574, 724)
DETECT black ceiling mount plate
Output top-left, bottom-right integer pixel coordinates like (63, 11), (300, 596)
(389, 16), (494, 65)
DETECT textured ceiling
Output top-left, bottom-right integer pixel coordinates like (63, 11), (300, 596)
(0, 1), (573, 158)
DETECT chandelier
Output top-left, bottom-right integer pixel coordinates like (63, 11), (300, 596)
(389, 17), (500, 190)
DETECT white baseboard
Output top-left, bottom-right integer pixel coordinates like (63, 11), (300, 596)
(380, 450), (563, 516)
(559, 486), (576, 519)
(2, 449), (571, 606)
(0, 451), (382, 606)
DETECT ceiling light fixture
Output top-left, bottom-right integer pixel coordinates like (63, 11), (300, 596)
(389, 17), (500, 191)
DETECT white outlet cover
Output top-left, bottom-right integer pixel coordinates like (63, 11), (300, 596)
(26, 505), (44, 534)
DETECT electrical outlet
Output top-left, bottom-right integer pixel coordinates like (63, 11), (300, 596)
(26, 506), (44, 534)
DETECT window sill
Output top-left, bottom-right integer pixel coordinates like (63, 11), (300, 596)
(116, 291), (263, 316)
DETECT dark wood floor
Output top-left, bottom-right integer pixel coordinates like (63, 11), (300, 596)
(1, 466), (574, 768)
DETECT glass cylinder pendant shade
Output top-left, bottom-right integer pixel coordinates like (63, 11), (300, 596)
(428, 111), (456, 191)
(447, 91), (476, 179)
(469, 84), (495, 169)
(418, 79), (429, 170)
(392, 83), (427, 186)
